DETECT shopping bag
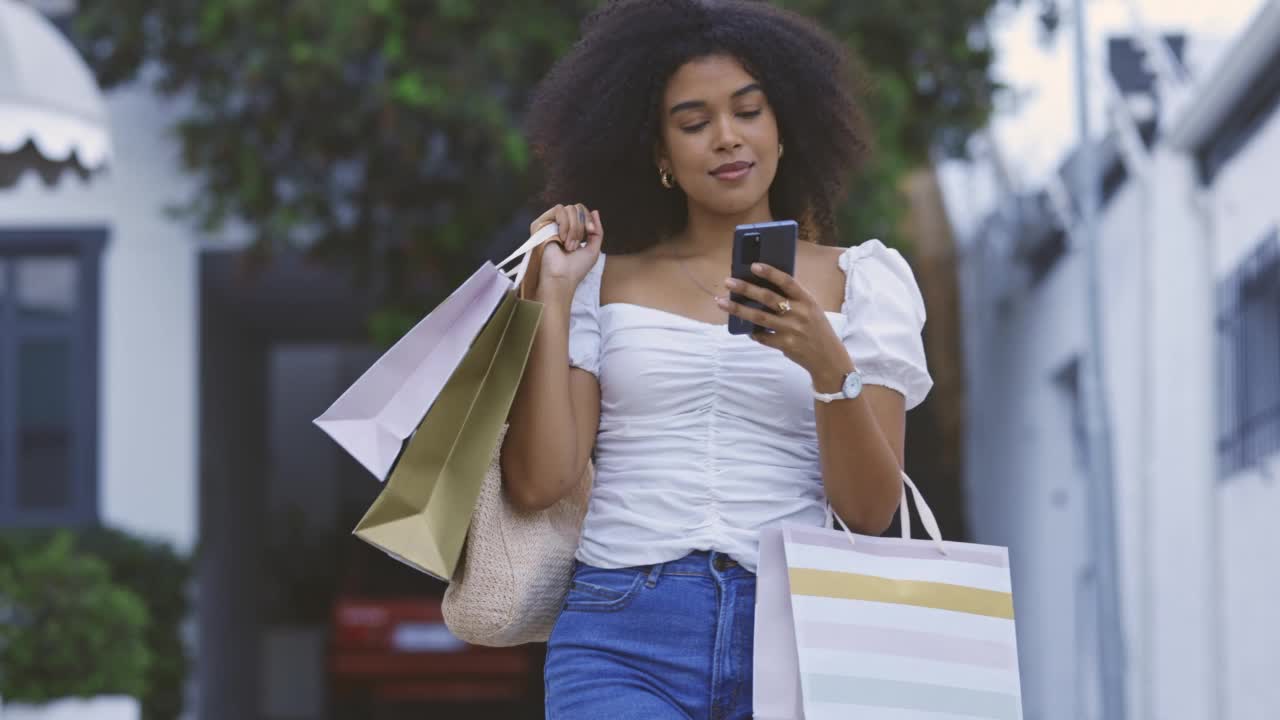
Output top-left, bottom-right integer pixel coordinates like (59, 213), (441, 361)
(755, 475), (1023, 720)
(312, 262), (513, 481)
(314, 222), (563, 481)
(351, 290), (543, 580)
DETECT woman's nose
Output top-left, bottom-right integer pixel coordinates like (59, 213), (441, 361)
(711, 115), (744, 150)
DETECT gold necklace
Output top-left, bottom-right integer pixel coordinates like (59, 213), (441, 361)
(676, 257), (724, 299)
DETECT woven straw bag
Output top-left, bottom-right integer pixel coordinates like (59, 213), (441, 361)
(441, 224), (594, 646)
(441, 427), (592, 645)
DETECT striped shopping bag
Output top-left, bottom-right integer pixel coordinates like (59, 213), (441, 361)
(754, 474), (1022, 719)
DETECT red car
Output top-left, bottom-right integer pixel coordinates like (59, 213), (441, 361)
(327, 542), (542, 718)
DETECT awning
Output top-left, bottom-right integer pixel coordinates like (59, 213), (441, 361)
(0, 0), (111, 181)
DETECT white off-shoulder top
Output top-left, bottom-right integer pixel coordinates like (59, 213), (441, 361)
(567, 241), (932, 572)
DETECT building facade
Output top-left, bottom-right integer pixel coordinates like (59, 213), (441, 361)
(944, 3), (1280, 718)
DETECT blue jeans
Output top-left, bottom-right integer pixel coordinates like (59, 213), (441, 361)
(544, 551), (757, 719)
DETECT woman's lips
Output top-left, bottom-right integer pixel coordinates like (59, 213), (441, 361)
(711, 163), (753, 181)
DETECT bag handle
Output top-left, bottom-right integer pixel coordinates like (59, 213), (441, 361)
(824, 470), (947, 555)
(497, 222), (563, 294)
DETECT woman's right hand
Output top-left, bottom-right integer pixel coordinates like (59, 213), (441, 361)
(529, 203), (603, 300)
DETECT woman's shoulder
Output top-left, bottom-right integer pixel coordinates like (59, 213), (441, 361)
(834, 239), (909, 274)
(845, 241), (919, 302)
(597, 246), (676, 305)
(795, 239), (924, 322)
(814, 239), (919, 296)
(800, 242), (846, 263)
(604, 243), (668, 266)
(568, 252), (607, 310)
(835, 239), (925, 324)
(797, 243), (848, 313)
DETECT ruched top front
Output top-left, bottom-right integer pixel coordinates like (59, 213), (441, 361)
(567, 241), (933, 572)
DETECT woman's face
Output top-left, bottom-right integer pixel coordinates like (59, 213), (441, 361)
(658, 54), (780, 219)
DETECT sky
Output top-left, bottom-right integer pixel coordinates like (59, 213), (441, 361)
(986, 0), (1267, 186)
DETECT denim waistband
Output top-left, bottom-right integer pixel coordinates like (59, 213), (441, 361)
(640, 550), (754, 582)
(552, 553), (758, 717)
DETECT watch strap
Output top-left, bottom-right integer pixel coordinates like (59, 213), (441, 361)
(812, 370), (862, 403)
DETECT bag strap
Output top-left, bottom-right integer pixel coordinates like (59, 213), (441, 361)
(497, 223), (562, 299)
(825, 470), (947, 555)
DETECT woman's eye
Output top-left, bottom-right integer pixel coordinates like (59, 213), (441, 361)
(679, 110), (761, 134)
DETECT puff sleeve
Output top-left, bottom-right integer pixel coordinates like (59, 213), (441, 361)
(838, 241), (933, 409)
(566, 254), (605, 377)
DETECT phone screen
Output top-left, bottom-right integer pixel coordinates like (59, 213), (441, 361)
(729, 220), (798, 335)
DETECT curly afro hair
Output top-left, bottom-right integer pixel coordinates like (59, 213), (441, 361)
(525, 0), (870, 253)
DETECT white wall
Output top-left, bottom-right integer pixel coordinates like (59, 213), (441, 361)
(957, 173), (1155, 719)
(1140, 145), (1220, 720)
(1202, 100), (1280, 720)
(0, 79), (199, 551)
(956, 111), (1280, 719)
(1092, 178), (1167, 720)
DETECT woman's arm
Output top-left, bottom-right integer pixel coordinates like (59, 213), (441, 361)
(502, 293), (601, 511)
(501, 204), (603, 511)
(811, 369), (905, 535)
(717, 262), (906, 535)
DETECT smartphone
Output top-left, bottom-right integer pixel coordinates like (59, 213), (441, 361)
(728, 220), (798, 335)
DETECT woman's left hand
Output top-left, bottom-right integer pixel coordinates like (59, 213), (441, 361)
(716, 263), (855, 389)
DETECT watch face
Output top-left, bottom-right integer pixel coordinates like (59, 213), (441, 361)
(842, 372), (863, 398)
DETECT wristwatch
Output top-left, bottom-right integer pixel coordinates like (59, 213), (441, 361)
(812, 370), (864, 403)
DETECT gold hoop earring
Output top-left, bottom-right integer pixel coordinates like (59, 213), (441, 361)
(778, 143), (784, 160)
(659, 168), (675, 189)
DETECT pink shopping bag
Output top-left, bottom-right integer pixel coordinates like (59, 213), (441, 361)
(754, 474), (1023, 719)
(314, 223), (563, 481)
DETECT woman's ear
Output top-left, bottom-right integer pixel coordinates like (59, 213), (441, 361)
(653, 141), (668, 170)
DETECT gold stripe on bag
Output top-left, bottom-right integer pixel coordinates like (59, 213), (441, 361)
(788, 568), (1015, 620)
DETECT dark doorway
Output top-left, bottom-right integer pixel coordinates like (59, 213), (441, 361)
(196, 249), (542, 720)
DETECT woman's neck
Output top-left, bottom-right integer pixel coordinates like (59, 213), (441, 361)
(668, 202), (774, 259)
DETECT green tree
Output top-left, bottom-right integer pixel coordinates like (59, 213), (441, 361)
(74, 0), (1003, 327)
(774, 0), (1000, 243)
(0, 533), (151, 703)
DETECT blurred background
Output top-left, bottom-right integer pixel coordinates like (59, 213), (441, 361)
(0, 0), (1276, 718)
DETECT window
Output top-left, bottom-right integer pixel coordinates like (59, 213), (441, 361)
(1054, 357), (1090, 472)
(1099, 157), (1129, 210)
(0, 229), (105, 525)
(1217, 227), (1280, 477)
(1015, 191), (1068, 287)
(1026, 227), (1068, 287)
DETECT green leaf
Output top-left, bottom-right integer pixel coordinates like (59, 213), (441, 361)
(439, 0), (475, 21)
(289, 41), (314, 64)
(502, 129), (529, 172)
(71, 0), (1007, 311)
(392, 72), (444, 109)
(382, 32), (405, 62)
(198, 3), (226, 38)
(0, 532), (152, 702)
(368, 306), (419, 348)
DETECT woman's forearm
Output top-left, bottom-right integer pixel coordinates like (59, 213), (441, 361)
(813, 368), (904, 535)
(502, 292), (583, 510)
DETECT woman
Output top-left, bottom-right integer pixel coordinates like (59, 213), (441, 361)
(502, 1), (933, 717)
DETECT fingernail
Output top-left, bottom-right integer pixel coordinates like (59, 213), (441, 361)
(752, 263), (764, 272)
(715, 297), (729, 308)
(724, 278), (739, 288)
